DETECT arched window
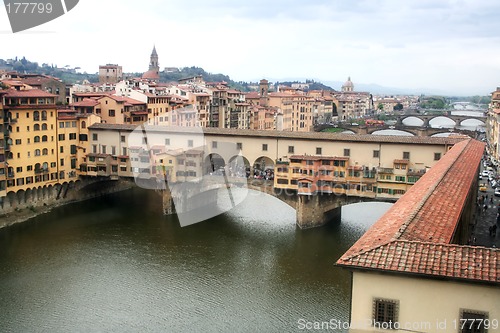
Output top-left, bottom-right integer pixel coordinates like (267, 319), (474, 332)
(81, 121), (86, 129)
(42, 162), (48, 170)
(42, 148), (48, 156)
(33, 111), (40, 121)
(42, 135), (48, 142)
(41, 110), (47, 121)
(34, 124), (40, 131)
(42, 123), (48, 130)
(35, 149), (41, 156)
(34, 136), (40, 143)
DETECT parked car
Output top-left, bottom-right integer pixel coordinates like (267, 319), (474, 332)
(495, 188), (500, 197)
(491, 180), (497, 188)
(479, 184), (488, 192)
(482, 170), (489, 177)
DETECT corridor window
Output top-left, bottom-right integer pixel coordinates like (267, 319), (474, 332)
(460, 309), (489, 333)
(373, 298), (399, 327)
(403, 151), (410, 159)
(434, 153), (441, 161)
(344, 149), (350, 157)
(288, 146), (294, 154)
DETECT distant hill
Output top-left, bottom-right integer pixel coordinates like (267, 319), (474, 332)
(0, 57), (98, 84)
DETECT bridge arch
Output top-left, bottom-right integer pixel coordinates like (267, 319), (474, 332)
(252, 156), (274, 179)
(204, 153), (226, 174)
(228, 155), (251, 178)
(369, 129), (416, 136)
(401, 116), (424, 127)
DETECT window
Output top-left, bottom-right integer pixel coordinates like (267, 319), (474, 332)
(236, 142), (243, 150)
(102, 145), (106, 154)
(112, 146), (116, 155)
(69, 133), (76, 140)
(122, 147), (127, 156)
(16, 166), (22, 173)
(373, 150), (380, 158)
(92, 145), (97, 154)
(460, 309), (488, 333)
(316, 147), (322, 155)
(288, 146), (294, 154)
(15, 139), (21, 145)
(395, 176), (406, 182)
(109, 109), (115, 117)
(212, 141), (218, 149)
(42, 123), (47, 130)
(42, 148), (48, 156)
(60, 159), (64, 167)
(59, 122), (64, 128)
(58, 134), (65, 141)
(42, 135), (47, 142)
(71, 145), (77, 154)
(403, 151), (410, 159)
(165, 138), (170, 145)
(434, 153), (441, 161)
(322, 160), (330, 166)
(34, 136), (40, 143)
(121, 135), (126, 143)
(81, 121), (86, 129)
(34, 124), (40, 131)
(35, 149), (41, 156)
(262, 144), (268, 151)
(188, 139), (193, 147)
(344, 149), (350, 157)
(92, 133), (98, 141)
(373, 297), (397, 322)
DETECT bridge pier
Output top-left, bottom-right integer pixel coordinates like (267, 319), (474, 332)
(296, 194), (343, 229)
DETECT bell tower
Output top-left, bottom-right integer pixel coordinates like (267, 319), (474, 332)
(149, 45), (159, 73)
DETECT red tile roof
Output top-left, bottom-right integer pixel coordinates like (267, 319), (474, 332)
(342, 241), (497, 284)
(337, 138), (499, 285)
(72, 98), (99, 107)
(3, 88), (56, 98)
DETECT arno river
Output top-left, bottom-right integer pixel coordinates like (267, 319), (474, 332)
(0, 187), (392, 332)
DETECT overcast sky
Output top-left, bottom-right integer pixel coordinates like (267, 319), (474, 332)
(1, 0), (499, 95)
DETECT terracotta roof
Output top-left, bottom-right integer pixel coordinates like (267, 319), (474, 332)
(342, 241), (497, 284)
(337, 139), (500, 285)
(3, 88), (56, 98)
(72, 98), (99, 107)
(87, 124), (467, 146)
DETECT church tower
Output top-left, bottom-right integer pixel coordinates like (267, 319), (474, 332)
(143, 45), (160, 82)
(149, 45), (159, 72)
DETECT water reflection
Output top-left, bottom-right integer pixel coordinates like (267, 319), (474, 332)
(0, 188), (392, 332)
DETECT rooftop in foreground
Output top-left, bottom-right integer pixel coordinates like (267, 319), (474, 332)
(337, 138), (499, 285)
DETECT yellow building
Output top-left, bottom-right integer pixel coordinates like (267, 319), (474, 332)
(0, 94), (6, 198)
(1, 89), (59, 194)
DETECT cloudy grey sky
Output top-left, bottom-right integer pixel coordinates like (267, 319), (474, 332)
(1, 0), (499, 95)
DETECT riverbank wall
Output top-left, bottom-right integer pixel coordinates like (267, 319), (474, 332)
(0, 178), (136, 229)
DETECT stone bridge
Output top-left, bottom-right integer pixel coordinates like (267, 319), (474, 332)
(153, 176), (391, 229)
(395, 113), (486, 127)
